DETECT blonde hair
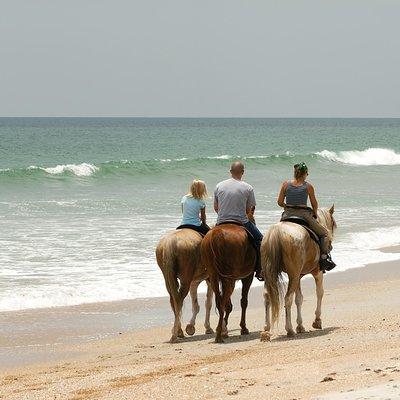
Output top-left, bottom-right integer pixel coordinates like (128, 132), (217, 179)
(188, 179), (208, 200)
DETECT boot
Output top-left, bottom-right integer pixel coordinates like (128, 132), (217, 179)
(319, 253), (336, 271)
(254, 250), (264, 281)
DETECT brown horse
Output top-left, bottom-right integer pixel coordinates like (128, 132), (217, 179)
(260, 206), (336, 341)
(201, 224), (255, 343)
(156, 229), (213, 343)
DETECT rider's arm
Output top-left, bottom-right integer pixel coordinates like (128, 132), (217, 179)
(307, 183), (318, 217)
(247, 205), (256, 224)
(200, 207), (207, 225)
(213, 187), (219, 213)
(214, 200), (218, 213)
(246, 188), (257, 223)
(277, 181), (288, 208)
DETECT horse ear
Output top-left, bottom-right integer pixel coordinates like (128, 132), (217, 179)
(329, 204), (335, 215)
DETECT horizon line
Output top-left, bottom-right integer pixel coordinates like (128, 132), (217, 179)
(1, 116), (400, 119)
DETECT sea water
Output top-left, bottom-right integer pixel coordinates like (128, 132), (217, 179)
(0, 118), (399, 311)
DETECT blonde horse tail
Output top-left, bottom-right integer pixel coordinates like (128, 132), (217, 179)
(262, 225), (284, 325)
(160, 235), (181, 318)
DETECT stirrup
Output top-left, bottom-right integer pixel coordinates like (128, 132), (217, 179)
(319, 254), (336, 271)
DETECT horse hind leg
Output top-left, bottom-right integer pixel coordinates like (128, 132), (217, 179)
(240, 275), (253, 335)
(185, 281), (201, 336)
(208, 273), (225, 343)
(176, 284), (191, 338)
(168, 294), (181, 343)
(204, 280), (214, 334)
(214, 278), (234, 343)
(223, 298), (233, 338)
(214, 281), (225, 343)
(221, 280), (235, 340)
(260, 282), (272, 342)
(312, 271), (324, 329)
(295, 282), (306, 333)
(285, 276), (299, 337)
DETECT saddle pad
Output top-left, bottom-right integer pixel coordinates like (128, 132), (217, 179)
(176, 225), (205, 238)
(281, 218), (320, 244)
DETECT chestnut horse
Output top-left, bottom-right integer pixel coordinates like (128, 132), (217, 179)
(156, 229), (213, 343)
(260, 206), (336, 341)
(201, 224), (255, 343)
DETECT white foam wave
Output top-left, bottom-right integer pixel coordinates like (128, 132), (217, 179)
(317, 148), (400, 166)
(37, 163), (99, 176)
(332, 225), (400, 272)
(207, 154), (232, 160)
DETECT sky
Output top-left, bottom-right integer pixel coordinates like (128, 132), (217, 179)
(0, 0), (399, 117)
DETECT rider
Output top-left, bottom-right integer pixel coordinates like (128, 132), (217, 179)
(214, 161), (264, 281)
(277, 162), (336, 271)
(177, 179), (210, 236)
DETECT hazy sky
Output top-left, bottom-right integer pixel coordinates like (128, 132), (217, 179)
(1, 1), (399, 117)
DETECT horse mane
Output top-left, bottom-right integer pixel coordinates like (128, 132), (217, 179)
(317, 208), (336, 239)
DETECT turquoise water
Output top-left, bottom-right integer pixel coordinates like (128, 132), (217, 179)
(1, 118), (400, 311)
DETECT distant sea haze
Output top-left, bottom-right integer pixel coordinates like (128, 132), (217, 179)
(0, 118), (399, 311)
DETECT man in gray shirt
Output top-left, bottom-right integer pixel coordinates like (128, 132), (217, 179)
(214, 161), (264, 281)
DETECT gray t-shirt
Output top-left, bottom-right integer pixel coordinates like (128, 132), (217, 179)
(214, 178), (256, 224)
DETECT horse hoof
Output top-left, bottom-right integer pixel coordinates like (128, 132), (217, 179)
(241, 328), (250, 335)
(222, 331), (229, 338)
(169, 336), (179, 343)
(215, 336), (224, 344)
(287, 329), (295, 337)
(205, 328), (214, 335)
(185, 324), (195, 336)
(177, 329), (185, 338)
(296, 325), (306, 334)
(260, 331), (271, 342)
(312, 319), (322, 330)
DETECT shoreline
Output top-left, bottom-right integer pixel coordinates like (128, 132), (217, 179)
(2, 246), (400, 370)
(1, 248), (400, 370)
(0, 255), (399, 398)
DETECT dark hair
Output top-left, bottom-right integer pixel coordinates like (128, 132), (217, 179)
(294, 162), (308, 179)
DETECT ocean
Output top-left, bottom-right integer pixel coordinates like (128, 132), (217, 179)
(1, 118), (399, 312)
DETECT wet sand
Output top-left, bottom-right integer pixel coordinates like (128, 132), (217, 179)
(1, 253), (400, 399)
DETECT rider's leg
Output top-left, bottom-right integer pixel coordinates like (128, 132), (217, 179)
(302, 217), (330, 254)
(298, 211), (335, 270)
(199, 224), (211, 236)
(243, 221), (264, 280)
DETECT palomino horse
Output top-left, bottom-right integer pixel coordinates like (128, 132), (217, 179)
(201, 224), (255, 343)
(260, 206), (336, 341)
(156, 229), (213, 343)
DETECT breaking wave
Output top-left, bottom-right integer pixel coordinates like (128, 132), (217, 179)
(1, 148), (398, 181)
(316, 148), (400, 166)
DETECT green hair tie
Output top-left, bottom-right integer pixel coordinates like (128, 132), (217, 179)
(295, 162), (308, 172)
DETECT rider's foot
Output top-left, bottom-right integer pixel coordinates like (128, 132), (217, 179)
(319, 254), (336, 271)
(255, 269), (264, 281)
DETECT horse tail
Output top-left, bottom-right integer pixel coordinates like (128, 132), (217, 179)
(159, 235), (181, 317)
(262, 225), (284, 325)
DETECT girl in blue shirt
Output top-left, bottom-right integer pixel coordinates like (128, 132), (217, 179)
(177, 180), (210, 236)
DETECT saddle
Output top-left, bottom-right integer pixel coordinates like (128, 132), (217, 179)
(280, 215), (320, 244)
(176, 225), (206, 238)
(217, 221), (256, 248)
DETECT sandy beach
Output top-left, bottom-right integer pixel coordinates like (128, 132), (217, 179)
(1, 254), (400, 399)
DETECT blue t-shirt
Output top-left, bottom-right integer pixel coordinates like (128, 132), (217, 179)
(181, 195), (206, 226)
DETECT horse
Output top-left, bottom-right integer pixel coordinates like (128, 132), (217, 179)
(260, 206), (336, 341)
(201, 224), (256, 343)
(156, 229), (213, 343)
